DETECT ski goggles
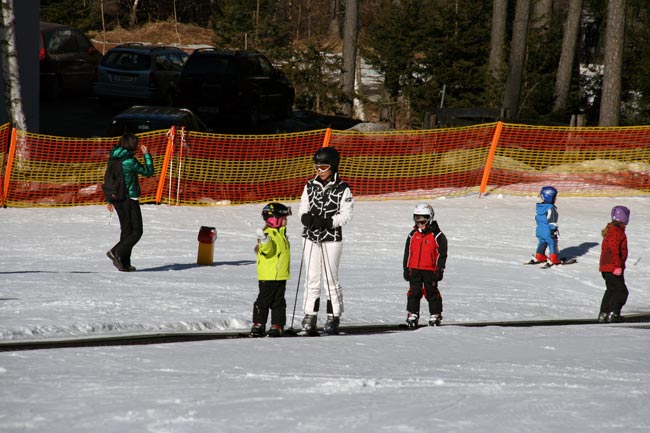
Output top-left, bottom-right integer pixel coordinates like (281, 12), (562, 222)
(314, 164), (331, 172)
(414, 218), (428, 225)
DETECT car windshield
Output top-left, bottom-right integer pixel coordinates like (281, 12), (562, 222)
(102, 51), (152, 71)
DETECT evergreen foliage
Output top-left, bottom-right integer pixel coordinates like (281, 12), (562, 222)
(36, 0), (650, 126)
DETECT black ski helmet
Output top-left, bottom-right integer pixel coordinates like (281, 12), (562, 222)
(313, 147), (340, 171)
(261, 202), (292, 220)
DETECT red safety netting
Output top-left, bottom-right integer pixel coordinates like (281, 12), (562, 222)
(1, 122), (649, 208)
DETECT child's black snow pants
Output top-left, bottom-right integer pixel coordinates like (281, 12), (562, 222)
(407, 269), (442, 316)
(253, 280), (287, 327)
(600, 272), (628, 315)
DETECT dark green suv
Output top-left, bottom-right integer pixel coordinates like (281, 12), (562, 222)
(177, 49), (294, 126)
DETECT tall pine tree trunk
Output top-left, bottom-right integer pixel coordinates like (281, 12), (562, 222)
(502, 0), (531, 119)
(532, 0), (552, 30)
(329, 0), (341, 39)
(488, 0), (508, 83)
(341, 0), (358, 117)
(0, 0), (27, 131)
(553, 0), (582, 114)
(599, 0), (626, 126)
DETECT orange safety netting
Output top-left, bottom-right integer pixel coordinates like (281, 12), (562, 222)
(163, 129), (327, 206)
(330, 124), (495, 199)
(0, 123), (10, 206)
(483, 123), (650, 197)
(1, 122), (649, 208)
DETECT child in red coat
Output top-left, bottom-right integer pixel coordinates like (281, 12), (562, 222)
(403, 203), (448, 327)
(598, 206), (630, 323)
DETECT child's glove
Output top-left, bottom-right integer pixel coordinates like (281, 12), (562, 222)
(434, 270), (444, 281)
(403, 268), (410, 281)
(613, 267), (623, 276)
(256, 228), (269, 244)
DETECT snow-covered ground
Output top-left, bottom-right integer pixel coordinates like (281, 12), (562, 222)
(1, 195), (649, 432)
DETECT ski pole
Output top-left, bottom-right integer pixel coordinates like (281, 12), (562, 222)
(176, 126), (185, 206)
(289, 237), (308, 330)
(320, 240), (336, 316)
(166, 126), (175, 206)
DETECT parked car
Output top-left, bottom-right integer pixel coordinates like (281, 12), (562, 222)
(93, 44), (188, 105)
(39, 22), (102, 99)
(177, 49), (295, 126)
(107, 105), (209, 136)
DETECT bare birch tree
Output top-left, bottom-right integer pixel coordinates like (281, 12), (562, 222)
(502, 0), (531, 118)
(599, 0), (626, 126)
(0, 0), (27, 131)
(553, 0), (582, 113)
(130, 0), (139, 26)
(341, 0), (358, 117)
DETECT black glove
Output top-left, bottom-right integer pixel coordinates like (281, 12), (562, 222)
(301, 213), (313, 227)
(434, 270), (444, 282)
(550, 228), (558, 241)
(312, 214), (333, 229)
(403, 268), (410, 281)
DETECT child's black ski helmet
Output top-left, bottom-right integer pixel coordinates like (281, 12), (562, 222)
(262, 202), (292, 220)
(313, 147), (340, 171)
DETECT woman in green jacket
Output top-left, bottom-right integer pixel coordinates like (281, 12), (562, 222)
(250, 202), (292, 337)
(106, 133), (155, 272)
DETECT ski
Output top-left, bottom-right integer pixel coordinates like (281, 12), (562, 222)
(541, 257), (577, 268)
(284, 329), (320, 337)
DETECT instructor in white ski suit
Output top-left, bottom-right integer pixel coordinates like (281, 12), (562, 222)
(299, 146), (353, 334)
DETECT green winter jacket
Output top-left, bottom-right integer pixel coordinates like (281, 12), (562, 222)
(257, 226), (291, 281)
(109, 146), (155, 200)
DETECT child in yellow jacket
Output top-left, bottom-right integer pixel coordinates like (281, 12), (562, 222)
(250, 202), (292, 337)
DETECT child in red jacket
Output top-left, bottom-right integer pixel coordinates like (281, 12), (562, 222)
(403, 203), (448, 327)
(598, 206), (630, 323)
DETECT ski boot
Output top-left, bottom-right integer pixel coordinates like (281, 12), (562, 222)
(606, 312), (622, 323)
(250, 323), (265, 337)
(428, 313), (442, 326)
(597, 312), (608, 323)
(549, 253), (562, 266)
(527, 253), (547, 265)
(323, 315), (340, 335)
(406, 313), (419, 328)
(267, 324), (283, 338)
(301, 314), (318, 331)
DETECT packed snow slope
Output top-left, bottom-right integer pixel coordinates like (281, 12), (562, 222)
(1, 195), (649, 432)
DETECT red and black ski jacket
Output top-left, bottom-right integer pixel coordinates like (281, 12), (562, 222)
(599, 222), (627, 273)
(403, 221), (448, 271)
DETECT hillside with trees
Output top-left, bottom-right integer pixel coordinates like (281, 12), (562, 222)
(38, 0), (650, 128)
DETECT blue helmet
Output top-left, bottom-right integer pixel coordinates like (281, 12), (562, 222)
(540, 186), (558, 204)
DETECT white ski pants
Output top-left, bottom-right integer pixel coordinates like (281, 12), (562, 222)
(302, 238), (344, 316)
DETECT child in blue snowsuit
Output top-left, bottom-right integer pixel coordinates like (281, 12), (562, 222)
(533, 186), (561, 265)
